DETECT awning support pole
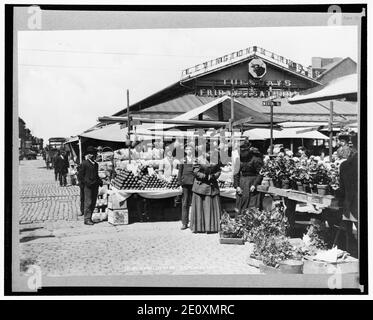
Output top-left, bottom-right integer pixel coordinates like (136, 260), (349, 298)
(127, 89), (131, 164)
(78, 136), (82, 164)
(329, 100), (334, 159)
(229, 87), (234, 132)
(270, 104), (274, 155)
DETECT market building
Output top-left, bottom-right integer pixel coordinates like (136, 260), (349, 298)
(112, 45), (357, 125)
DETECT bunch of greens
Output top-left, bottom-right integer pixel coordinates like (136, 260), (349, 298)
(253, 235), (300, 268)
(240, 207), (287, 243)
(220, 211), (245, 239)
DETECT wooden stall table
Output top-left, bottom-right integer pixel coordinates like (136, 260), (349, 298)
(108, 186), (237, 222)
(257, 185), (341, 236)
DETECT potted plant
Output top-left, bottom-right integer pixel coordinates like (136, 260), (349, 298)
(327, 163), (340, 195)
(313, 164), (331, 195)
(253, 234), (303, 273)
(259, 160), (277, 188)
(219, 211), (245, 245)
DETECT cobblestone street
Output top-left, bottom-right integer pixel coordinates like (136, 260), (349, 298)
(19, 158), (259, 276)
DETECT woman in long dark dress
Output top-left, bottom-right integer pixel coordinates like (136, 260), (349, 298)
(234, 147), (264, 214)
(190, 153), (222, 233)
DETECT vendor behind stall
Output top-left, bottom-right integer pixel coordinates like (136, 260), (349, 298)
(337, 132), (358, 253)
(234, 142), (264, 215)
(336, 132), (352, 160)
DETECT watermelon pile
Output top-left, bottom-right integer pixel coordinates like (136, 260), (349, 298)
(111, 169), (180, 190)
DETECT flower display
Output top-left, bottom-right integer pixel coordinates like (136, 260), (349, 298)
(260, 155), (340, 192)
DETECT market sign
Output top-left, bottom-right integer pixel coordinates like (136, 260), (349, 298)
(181, 45), (314, 81)
(198, 88), (298, 99)
(248, 58), (267, 78)
(212, 79), (293, 87)
(262, 100), (281, 107)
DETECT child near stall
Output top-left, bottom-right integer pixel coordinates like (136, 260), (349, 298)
(67, 159), (77, 186)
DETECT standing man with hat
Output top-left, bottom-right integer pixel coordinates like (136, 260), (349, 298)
(177, 143), (195, 230)
(79, 146), (103, 225)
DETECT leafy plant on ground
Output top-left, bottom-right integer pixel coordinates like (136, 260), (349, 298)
(220, 211), (245, 239)
(253, 235), (300, 268)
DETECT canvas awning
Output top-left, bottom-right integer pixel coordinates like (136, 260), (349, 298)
(147, 95), (283, 130)
(79, 123), (155, 142)
(243, 127), (329, 140)
(288, 73), (357, 104)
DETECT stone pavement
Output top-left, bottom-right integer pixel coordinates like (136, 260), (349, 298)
(19, 158), (81, 224)
(19, 158), (259, 276)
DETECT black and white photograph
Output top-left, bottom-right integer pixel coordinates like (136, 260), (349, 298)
(4, 1), (368, 297)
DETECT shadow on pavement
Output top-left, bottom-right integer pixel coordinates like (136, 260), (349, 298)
(20, 235), (55, 243)
(20, 227), (44, 233)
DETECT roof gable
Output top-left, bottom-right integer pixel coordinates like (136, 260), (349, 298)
(181, 46), (321, 85)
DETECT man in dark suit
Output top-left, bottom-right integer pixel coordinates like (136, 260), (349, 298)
(177, 144), (195, 230)
(78, 146), (102, 225)
(55, 150), (69, 186)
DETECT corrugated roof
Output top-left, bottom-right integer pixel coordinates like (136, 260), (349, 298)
(289, 73), (357, 104)
(143, 94), (357, 120)
(316, 57), (357, 80)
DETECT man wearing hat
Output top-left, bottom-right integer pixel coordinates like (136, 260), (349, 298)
(337, 132), (358, 254)
(79, 146), (103, 225)
(177, 143), (195, 230)
(336, 132), (352, 160)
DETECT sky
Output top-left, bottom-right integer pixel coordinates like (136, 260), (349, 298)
(17, 25), (358, 143)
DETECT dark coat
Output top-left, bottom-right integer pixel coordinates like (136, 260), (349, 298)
(192, 160), (221, 196)
(233, 155), (263, 188)
(78, 159), (102, 188)
(55, 155), (69, 174)
(338, 153), (358, 221)
(177, 158), (195, 186)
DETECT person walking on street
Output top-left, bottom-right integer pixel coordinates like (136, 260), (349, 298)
(52, 151), (60, 180)
(77, 155), (87, 216)
(55, 150), (69, 186)
(177, 144), (195, 230)
(79, 146), (103, 225)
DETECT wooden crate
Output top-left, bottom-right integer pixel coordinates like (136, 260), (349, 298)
(259, 264), (282, 274)
(219, 237), (245, 245)
(247, 256), (264, 268)
(108, 208), (129, 225)
(303, 256), (359, 274)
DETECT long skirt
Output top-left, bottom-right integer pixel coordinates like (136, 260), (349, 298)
(236, 175), (262, 214)
(190, 192), (221, 233)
